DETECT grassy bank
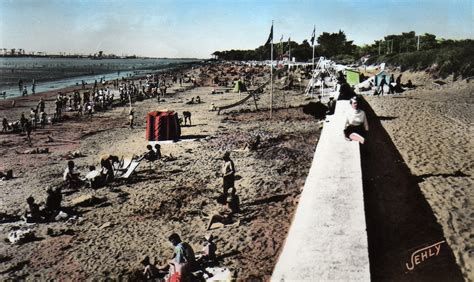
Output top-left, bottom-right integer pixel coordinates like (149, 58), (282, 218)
(366, 41), (474, 79)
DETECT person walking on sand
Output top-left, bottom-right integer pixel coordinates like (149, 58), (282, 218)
(55, 96), (62, 120)
(377, 75), (387, 96)
(20, 113), (28, 132)
(31, 79), (36, 95)
(129, 108), (135, 129)
(2, 117), (9, 132)
(25, 120), (33, 146)
(37, 98), (45, 113)
(221, 152), (235, 199)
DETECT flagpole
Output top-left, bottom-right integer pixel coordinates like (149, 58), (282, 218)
(311, 25), (315, 98)
(312, 25), (315, 71)
(270, 21), (274, 119)
(288, 37), (291, 66)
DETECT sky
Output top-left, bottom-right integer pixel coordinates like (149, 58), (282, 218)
(0, 0), (472, 58)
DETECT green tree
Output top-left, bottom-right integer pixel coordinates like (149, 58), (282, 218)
(316, 30), (356, 58)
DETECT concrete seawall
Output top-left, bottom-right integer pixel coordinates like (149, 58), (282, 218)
(272, 100), (370, 281)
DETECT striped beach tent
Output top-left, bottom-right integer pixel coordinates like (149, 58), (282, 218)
(146, 110), (181, 141)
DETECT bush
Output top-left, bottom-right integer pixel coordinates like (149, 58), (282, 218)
(367, 40), (474, 78)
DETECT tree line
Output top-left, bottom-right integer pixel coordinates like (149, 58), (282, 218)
(212, 30), (473, 64)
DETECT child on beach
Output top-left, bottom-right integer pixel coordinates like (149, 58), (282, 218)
(63, 160), (81, 187)
(143, 145), (157, 161)
(154, 144), (162, 160)
(141, 256), (161, 279)
(196, 234), (217, 264)
(25, 120), (33, 146)
(85, 166), (103, 189)
(2, 117), (8, 132)
(129, 108), (135, 129)
(24, 196), (43, 223)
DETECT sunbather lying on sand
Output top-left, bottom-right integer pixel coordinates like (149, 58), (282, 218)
(16, 148), (49, 154)
(0, 169), (13, 180)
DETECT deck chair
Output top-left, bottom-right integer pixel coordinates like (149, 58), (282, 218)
(115, 158), (141, 179)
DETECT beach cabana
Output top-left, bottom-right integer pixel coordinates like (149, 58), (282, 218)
(146, 110), (181, 141)
(345, 69), (360, 86)
(374, 71), (387, 86)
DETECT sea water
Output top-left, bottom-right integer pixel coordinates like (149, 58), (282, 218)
(0, 57), (199, 98)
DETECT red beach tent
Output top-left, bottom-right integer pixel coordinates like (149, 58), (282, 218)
(146, 110), (181, 141)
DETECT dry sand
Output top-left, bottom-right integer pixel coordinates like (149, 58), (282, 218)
(1, 63), (472, 281)
(0, 65), (321, 280)
(364, 73), (473, 281)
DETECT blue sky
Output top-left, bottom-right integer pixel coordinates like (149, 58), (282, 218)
(0, 0), (472, 58)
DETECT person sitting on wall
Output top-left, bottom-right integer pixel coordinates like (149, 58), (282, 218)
(344, 96), (369, 144)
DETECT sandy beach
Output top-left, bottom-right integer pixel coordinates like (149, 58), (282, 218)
(1, 0), (472, 280)
(0, 63), (321, 280)
(363, 73), (473, 281)
(0, 60), (472, 280)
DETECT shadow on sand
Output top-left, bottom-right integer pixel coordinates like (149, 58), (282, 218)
(359, 98), (463, 281)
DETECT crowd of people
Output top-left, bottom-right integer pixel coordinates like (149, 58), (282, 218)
(375, 73), (413, 95)
(18, 78), (36, 96)
(2, 70), (196, 149)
